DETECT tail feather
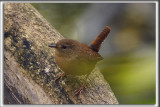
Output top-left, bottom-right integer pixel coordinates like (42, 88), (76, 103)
(89, 26), (111, 52)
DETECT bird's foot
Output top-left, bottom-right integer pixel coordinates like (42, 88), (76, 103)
(55, 72), (65, 81)
(73, 85), (84, 96)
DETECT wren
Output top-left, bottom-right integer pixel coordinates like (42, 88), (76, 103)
(49, 26), (111, 95)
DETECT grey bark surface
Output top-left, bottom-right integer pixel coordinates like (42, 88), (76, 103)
(4, 3), (119, 104)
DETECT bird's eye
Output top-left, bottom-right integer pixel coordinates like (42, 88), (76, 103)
(62, 45), (67, 49)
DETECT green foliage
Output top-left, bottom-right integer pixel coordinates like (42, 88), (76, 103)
(98, 49), (156, 104)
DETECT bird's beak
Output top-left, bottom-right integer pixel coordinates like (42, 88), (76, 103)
(48, 44), (57, 48)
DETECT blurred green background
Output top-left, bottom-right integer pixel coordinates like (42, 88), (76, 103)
(32, 3), (156, 104)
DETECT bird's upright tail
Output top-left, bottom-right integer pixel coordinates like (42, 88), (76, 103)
(89, 26), (111, 52)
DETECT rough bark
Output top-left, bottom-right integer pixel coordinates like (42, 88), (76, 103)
(4, 3), (119, 104)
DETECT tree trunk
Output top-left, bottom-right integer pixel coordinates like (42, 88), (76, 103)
(4, 3), (118, 104)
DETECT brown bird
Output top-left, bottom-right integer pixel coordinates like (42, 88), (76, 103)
(49, 26), (111, 95)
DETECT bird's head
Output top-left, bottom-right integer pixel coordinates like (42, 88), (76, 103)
(49, 39), (80, 57)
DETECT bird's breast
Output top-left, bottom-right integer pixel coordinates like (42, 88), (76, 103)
(55, 54), (96, 75)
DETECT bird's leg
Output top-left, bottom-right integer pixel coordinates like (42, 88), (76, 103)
(74, 73), (90, 96)
(55, 72), (65, 81)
